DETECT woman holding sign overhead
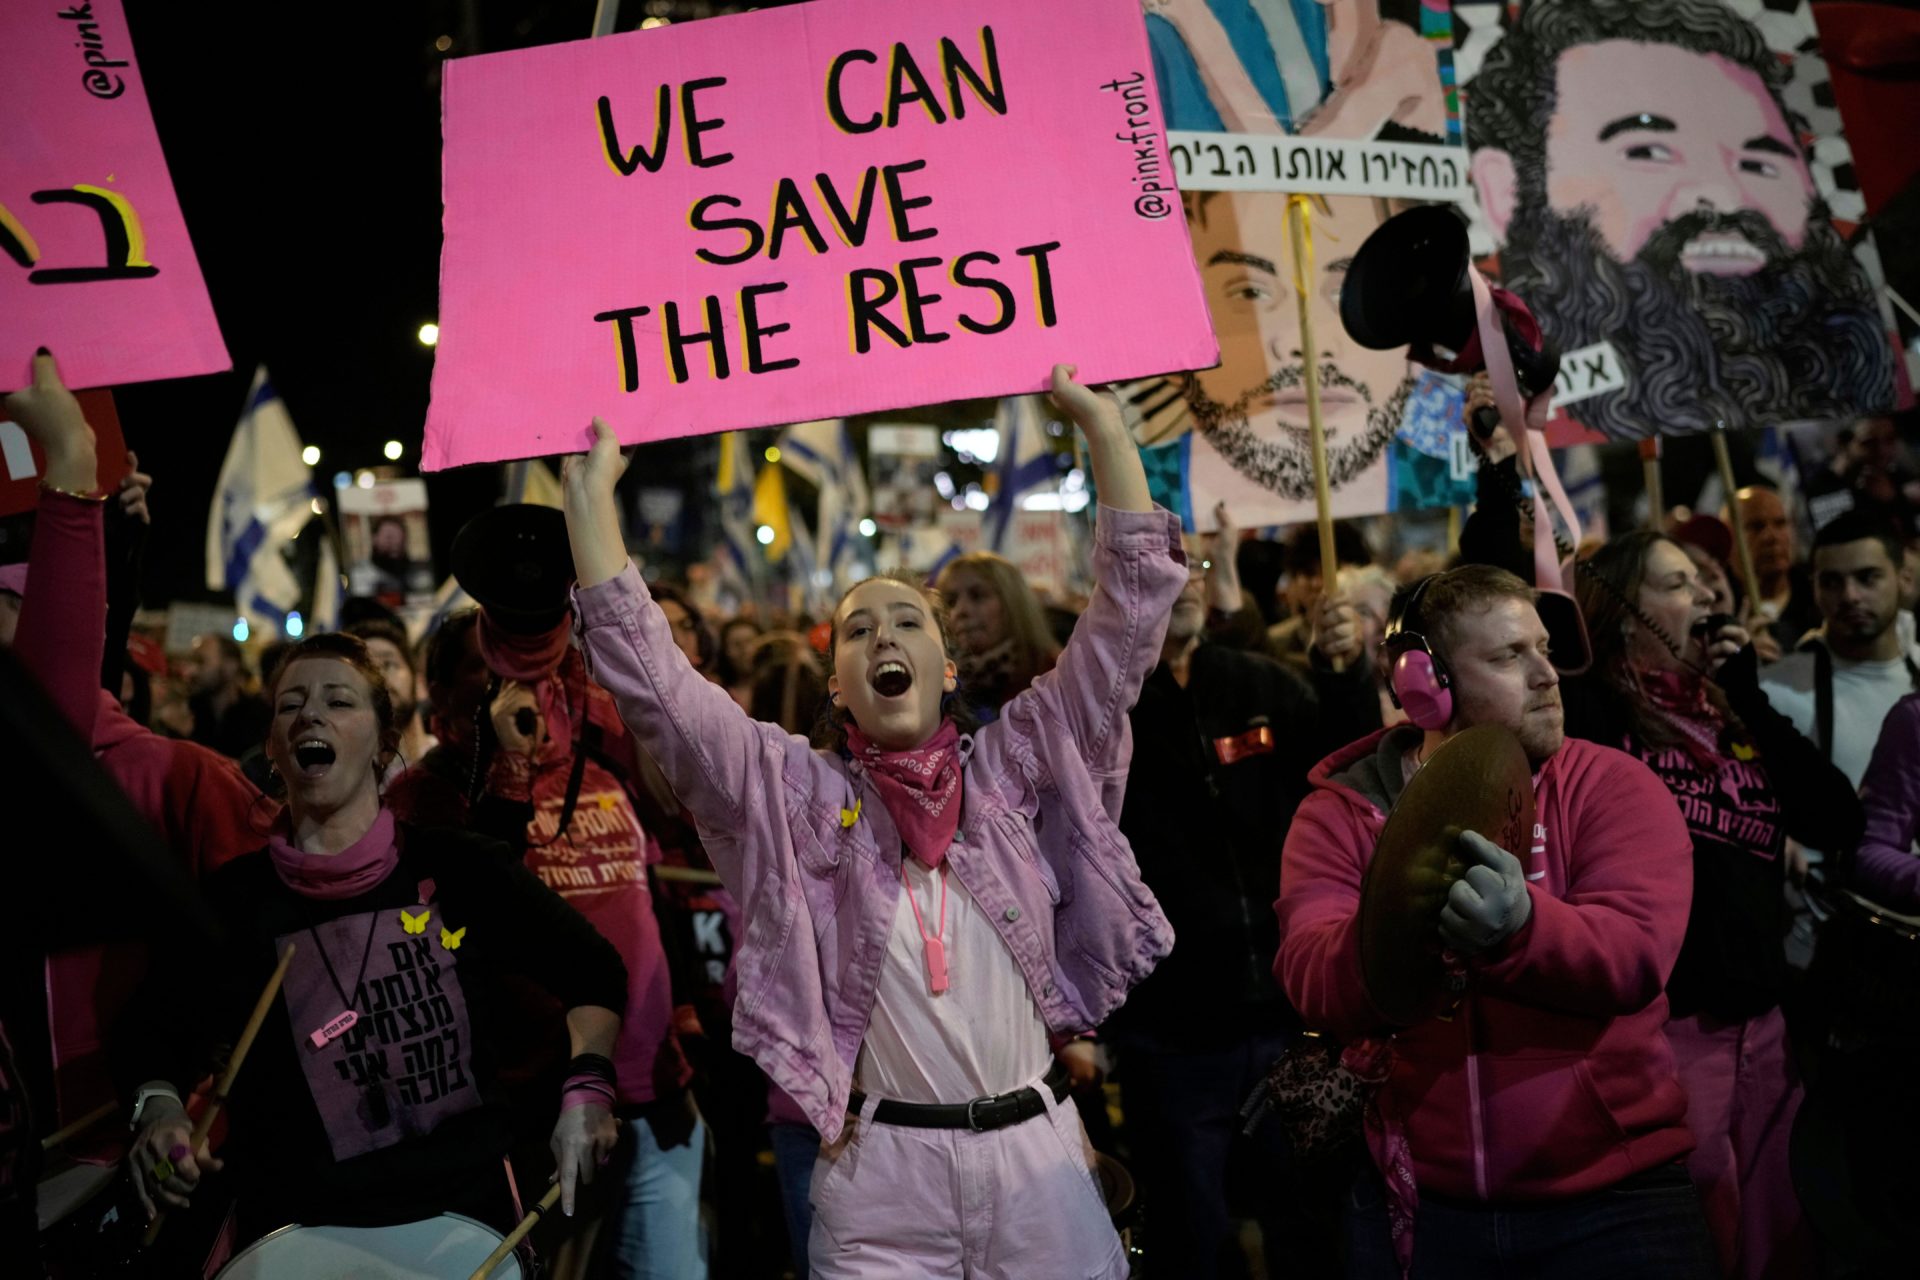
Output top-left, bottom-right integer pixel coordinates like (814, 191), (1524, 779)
(562, 364), (1183, 1276)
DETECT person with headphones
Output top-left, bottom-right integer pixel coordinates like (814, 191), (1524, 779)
(1457, 393), (1863, 1276)
(1276, 564), (1717, 1278)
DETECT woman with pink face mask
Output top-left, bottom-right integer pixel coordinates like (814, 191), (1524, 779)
(561, 365), (1186, 1277)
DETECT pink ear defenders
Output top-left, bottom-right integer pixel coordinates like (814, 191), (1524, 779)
(1383, 575), (1453, 731)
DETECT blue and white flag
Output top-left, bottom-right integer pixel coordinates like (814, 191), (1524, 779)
(985, 396), (1059, 553)
(205, 368), (315, 637)
(713, 431), (761, 601)
(779, 419), (869, 593)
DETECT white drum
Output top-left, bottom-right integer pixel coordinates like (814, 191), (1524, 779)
(214, 1213), (523, 1279)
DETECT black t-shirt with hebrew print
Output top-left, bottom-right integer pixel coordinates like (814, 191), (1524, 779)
(119, 824), (626, 1234)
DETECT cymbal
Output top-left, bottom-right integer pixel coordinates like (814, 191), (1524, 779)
(1360, 724), (1535, 1026)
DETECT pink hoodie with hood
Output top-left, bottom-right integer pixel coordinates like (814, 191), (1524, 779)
(1277, 725), (1696, 1207)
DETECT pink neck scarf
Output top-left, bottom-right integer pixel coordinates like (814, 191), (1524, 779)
(846, 721), (964, 869)
(269, 808), (400, 900)
(479, 615), (571, 683)
(1636, 665), (1726, 770)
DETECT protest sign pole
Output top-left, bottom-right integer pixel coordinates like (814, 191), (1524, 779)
(1639, 437), (1664, 531)
(1286, 195), (1344, 671)
(500, 0), (621, 506)
(1710, 426), (1759, 604)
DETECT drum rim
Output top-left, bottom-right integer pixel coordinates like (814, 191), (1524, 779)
(216, 1212), (515, 1275)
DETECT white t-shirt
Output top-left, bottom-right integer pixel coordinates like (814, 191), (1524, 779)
(854, 859), (1051, 1105)
(1760, 639), (1920, 787)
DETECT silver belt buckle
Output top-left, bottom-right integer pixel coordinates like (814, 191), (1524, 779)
(967, 1095), (991, 1131)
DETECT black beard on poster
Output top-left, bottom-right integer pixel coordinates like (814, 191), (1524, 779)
(588, 25), (1096, 395)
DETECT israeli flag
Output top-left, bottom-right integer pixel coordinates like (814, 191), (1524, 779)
(985, 396), (1059, 553)
(205, 369), (315, 636)
(779, 419), (869, 591)
(714, 431), (761, 597)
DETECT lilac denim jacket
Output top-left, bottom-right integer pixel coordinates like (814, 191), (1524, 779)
(573, 505), (1186, 1140)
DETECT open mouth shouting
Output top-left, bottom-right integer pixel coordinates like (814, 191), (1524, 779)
(293, 737), (338, 778)
(870, 660), (914, 700)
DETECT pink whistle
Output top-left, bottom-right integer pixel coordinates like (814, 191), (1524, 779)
(308, 1009), (358, 1049)
(923, 936), (949, 995)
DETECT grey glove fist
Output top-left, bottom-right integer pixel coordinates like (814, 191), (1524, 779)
(1438, 830), (1532, 955)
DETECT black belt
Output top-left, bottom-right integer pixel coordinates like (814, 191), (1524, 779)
(848, 1061), (1072, 1132)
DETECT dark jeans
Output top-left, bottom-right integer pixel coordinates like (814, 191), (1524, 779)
(1118, 1028), (1339, 1278)
(1343, 1162), (1719, 1280)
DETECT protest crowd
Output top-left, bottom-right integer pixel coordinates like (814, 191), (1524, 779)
(6, 1), (1920, 1279)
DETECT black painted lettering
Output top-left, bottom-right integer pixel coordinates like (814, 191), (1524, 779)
(596, 87), (672, 176)
(882, 160), (937, 242)
(739, 282), (800, 374)
(952, 251), (1015, 335)
(1017, 241), (1061, 328)
(826, 49), (882, 134)
(940, 27), (1005, 120)
(681, 77), (733, 167)
(689, 194), (765, 266)
(848, 269), (910, 353)
(664, 295), (732, 383)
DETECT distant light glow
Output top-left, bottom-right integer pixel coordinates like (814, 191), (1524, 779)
(417, 322), (440, 347)
(755, 525), (776, 545)
(764, 446), (781, 462)
(963, 489), (990, 512)
(1019, 491), (1091, 513)
(332, 471), (352, 490)
(641, 16), (672, 28)
(301, 445), (321, 466)
(858, 518), (877, 537)
(285, 611), (305, 639)
(310, 498), (325, 515)
(355, 471), (376, 490)
(434, 34), (453, 52)
(943, 427), (1000, 463)
(232, 617), (250, 643)
(383, 439), (404, 461)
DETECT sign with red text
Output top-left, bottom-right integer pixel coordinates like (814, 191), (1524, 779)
(426, 0), (1216, 471)
(1, 0), (229, 389)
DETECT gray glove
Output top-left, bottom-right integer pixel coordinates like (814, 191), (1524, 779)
(1439, 830), (1532, 955)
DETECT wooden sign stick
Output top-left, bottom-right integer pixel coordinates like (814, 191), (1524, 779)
(1287, 195), (1346, 673)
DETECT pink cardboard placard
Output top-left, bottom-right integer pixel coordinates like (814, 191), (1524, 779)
(427, 0), (1217, 471)
(0, 0), (229, 390)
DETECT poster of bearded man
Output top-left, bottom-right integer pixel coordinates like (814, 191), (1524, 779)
(1457, 0), (1904, 443)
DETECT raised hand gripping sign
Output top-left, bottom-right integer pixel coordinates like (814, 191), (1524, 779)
(426, 0), (1218, 471)
(0, 1), (229, 388)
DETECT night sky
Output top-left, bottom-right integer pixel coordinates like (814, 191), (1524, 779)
(111, 0), (786, 610)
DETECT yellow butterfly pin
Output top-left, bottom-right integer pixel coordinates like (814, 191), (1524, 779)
(400, 907), (429, 935)
(840, 797), (862, 828)
(1731, 742), (1757, 761)
(440, 925), (466, 951)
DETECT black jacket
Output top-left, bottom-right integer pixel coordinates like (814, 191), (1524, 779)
(1107, 641), (1381, 1047)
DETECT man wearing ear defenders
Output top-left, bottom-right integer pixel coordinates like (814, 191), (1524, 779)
(1276, 565), (1717, 1278)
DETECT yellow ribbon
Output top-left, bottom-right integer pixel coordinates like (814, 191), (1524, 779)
(1286, 194), (1314, 298)
(840, 797), (862, 828)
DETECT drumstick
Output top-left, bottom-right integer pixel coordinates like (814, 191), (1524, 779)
(1286, 195), (1346, 673)
(39, 1100), (117, 1152)
(469, 1183), (562, 1280)
(143, 942), (296, 1247)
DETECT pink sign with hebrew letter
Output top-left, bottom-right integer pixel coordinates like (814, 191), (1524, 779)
(0, 0), (229, 388)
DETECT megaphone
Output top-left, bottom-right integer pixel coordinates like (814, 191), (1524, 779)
(1339, 205), (1560, 403)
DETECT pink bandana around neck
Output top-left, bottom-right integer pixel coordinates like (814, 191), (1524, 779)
(846, 721), (964, 870)
(269, 808), (400, 900)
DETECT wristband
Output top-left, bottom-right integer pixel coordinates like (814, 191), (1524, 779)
(561, 1051), (618, 1112)
(40, 480), (108, 503)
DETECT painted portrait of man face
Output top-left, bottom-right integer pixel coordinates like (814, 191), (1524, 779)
(1466, 0), (1894, 439)
(1182, 190), (1416, 510)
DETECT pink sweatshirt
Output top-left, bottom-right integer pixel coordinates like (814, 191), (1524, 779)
(13, 489), (260, 1140)
(1277, 727), (1696, 1203)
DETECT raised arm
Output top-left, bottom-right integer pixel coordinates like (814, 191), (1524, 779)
(1003, 369), (1187, 776)
(563, 421), (821, 885)
(5, 351), (107, 738)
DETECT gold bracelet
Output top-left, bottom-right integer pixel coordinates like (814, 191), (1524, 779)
(38, 480), (109, 503)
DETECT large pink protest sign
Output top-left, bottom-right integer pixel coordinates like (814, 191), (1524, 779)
(426, 0), (1216, 470)
(0, 0), (229, 388)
